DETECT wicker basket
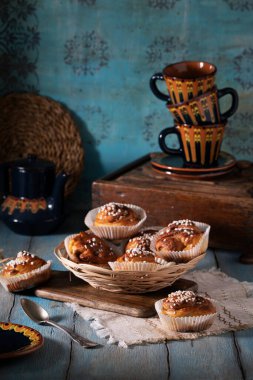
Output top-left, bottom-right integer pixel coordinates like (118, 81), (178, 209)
(54, 241), (205, 294)
(0, 92), (84, 196)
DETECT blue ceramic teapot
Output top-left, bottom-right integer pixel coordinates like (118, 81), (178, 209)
(0, 155), (68, 235)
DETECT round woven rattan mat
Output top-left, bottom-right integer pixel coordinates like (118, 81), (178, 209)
(0, 92), (84, 196)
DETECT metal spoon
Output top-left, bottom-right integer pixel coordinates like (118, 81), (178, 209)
(20, 298), (100, 348)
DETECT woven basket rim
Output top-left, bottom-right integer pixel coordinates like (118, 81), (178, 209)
(54, 240), (206, 294)
(0, 92), (84, 196)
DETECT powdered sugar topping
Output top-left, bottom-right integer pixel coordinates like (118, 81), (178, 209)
(164, 290), (205, 308)
(158, 220), (198, 236)
(98, 203), (130, 219)
(4, 251), (35, 268)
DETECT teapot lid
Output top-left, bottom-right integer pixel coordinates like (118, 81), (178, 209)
(10, 154), (55, 172)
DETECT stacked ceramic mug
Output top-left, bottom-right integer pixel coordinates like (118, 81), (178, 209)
(150, 61), (239, 168)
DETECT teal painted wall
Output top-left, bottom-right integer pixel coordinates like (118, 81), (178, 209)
(1, 0), (253, 183)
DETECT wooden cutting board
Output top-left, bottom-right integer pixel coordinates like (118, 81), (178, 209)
(34, 271), (197, 318)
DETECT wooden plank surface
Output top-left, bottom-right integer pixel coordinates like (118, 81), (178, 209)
(216, 248), (253, 380)
(93, 155), (253, 197)
(0, 216), (253, 380)
(92, 156), (253, 258)
(166, 249), (248, 380)
(34, 271), (197, 317)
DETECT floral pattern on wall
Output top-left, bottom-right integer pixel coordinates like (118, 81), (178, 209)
(234, 48), (253, 90)
(143, 111), (160, 147)
(143, 110), (175, 149)
(77, 105), (111, 145)
(64, 31), (110, 75)
(224, 112), (253, 155)
(0, 0), (40, 93)
(1, 0), (252, 175)
(148, 0), (180, 10)
(71, 0), (96, 4)
(146, 36), (187, 67)
(224, 0), (253, 11)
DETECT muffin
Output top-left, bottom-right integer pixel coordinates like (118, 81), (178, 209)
(65, 231), (117, 265)
(123, 232), (155, 259)
(0, 250), (51, 292)
(118, 248), (156, 264)
(152, 220), (210, 262)
(84, 202), (147, 240)
(155, 290), (216, 332)
(94, 202), (140, 227)
(108, 233), (169, 271)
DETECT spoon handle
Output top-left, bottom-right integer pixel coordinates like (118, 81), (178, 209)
(45, 320), (99, 348)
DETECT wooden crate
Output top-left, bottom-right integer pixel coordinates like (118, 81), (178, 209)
(92, 154), (253, 263)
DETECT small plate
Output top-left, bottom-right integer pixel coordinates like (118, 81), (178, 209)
(151, 165), (234, 180)
(0, 322), (43, 359)
(151, 151), (236, 175)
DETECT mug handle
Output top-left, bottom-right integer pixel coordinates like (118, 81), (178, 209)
(218, 87), (239, 121)
(158, 127), (183, 155)
(150, 73), (171, 102)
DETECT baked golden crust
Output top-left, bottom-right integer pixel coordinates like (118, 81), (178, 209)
(155, 219), (203, 253)
(125, 233), (153, 253)
(117, 251), (156, 263)
(94, 202), (140, 227)
(68, 231), (117, 264)
(162, 290), (216, 317)
(1, 251), (47, 278)
(117, 234), (156, 263)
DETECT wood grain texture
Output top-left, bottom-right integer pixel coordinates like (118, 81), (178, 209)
(92, 155), (253, 256)
(0, 224), (74, 380)
(165, 250), (247, 380)
(216, 249), (253, 380)
(34, 271), (197, 317)
(168, 335), (244, 380)
(0, 223), (31, 321)
(0, 216), (252, 380)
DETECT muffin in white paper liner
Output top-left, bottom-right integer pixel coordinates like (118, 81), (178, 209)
(0, 260), (51, 292)
(151, 221), (210, 263)
(119, 225), (161, 255)
(108, 256), (174, 272)
(155, 299), (216, 332)
(84, 203), (147, 240)
(64, 233), (77, 258)
(64, 232), (123, 258)
(64, 233), (122, 270)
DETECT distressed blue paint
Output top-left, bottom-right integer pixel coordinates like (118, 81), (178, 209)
(0, 0), (252, 181)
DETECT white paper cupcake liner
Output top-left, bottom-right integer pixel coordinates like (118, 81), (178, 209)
(84, 203), (147, 240)
(64, 233), (78, 258)
(155, 299), (216, 332)
(0, 261), (51, 292)
(151, 221), (210, 263)
(108, 256), (172, 272)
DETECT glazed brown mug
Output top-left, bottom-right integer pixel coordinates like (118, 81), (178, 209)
(158, 123), (227, 167)
(166, 87), (238, 126)
(150, 60), (217, 103)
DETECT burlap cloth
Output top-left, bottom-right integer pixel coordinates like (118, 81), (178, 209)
(67, 268), (253, 348)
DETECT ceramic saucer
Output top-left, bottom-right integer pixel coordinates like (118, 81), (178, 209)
(151, 151), (236, 176)
(0, 322), (43, 359)
(151, 165), (235, 180)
